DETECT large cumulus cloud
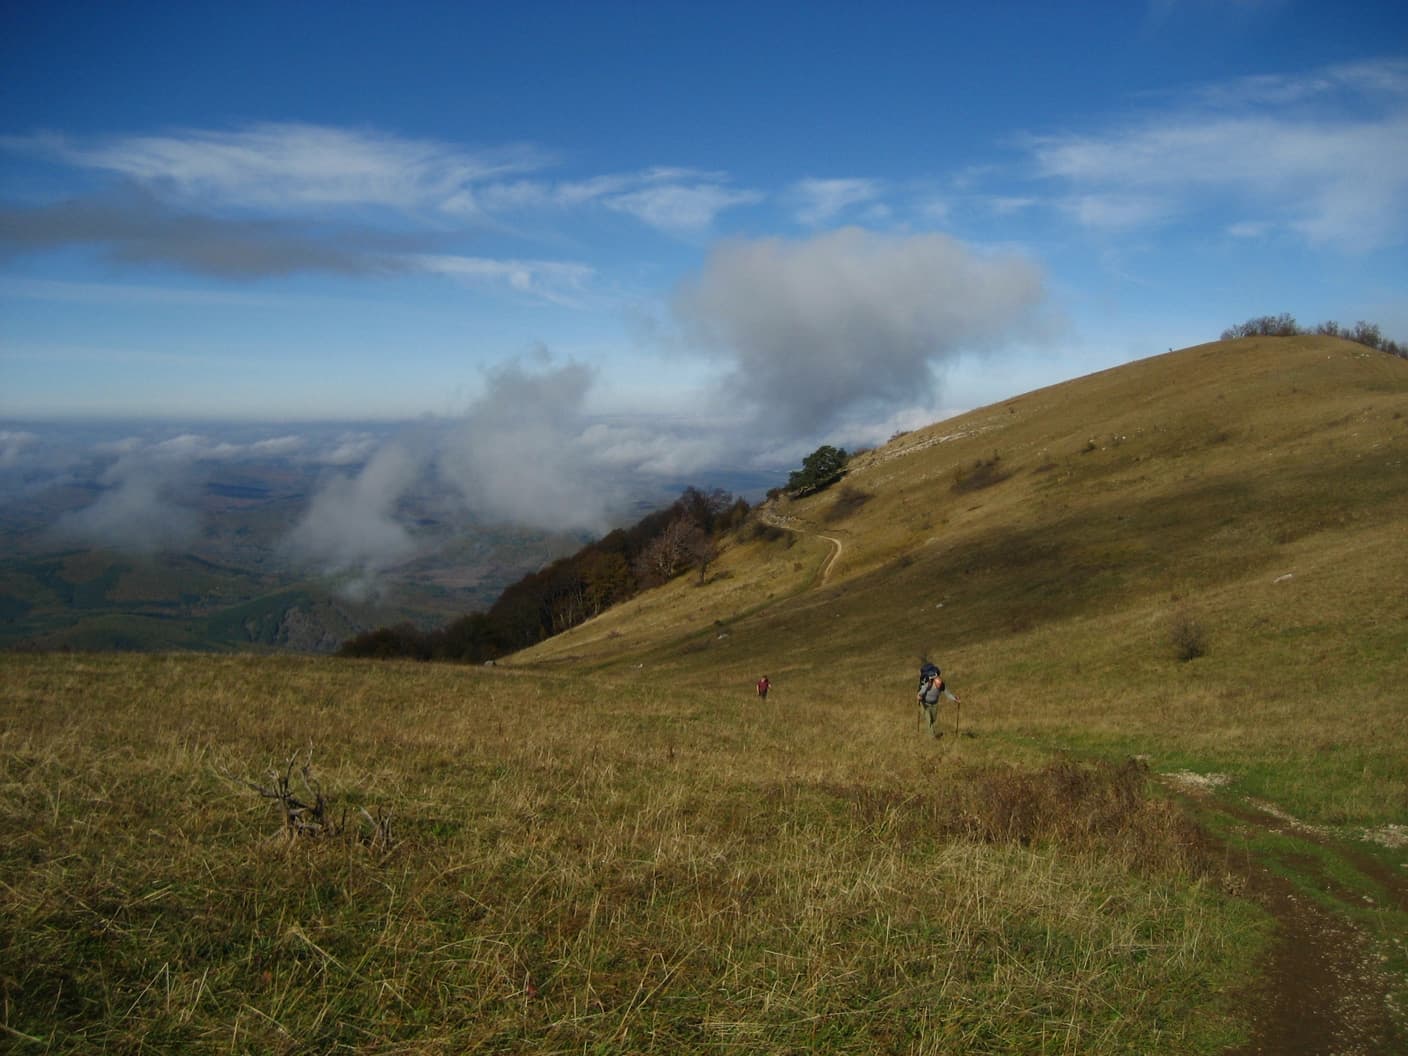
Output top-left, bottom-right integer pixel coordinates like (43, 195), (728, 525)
(673, 227), (1048, 434)
(437, 356), (617, 533)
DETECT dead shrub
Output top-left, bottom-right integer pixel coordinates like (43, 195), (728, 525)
(227, 754), (394, 850)
(1170, 611), (1209, 661)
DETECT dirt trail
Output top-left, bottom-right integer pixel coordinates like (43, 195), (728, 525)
(755, 506), (1406, 1050)
(1164, 781), (1407, 1055)
(760, 511), (844, 584)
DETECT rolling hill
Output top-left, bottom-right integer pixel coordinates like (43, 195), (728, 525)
(510, 332), (1408, 1048)
(517, 335), (1407, 825)
(3, 333), (1404, 1053)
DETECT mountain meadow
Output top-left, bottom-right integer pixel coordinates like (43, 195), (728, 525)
(3, 334), (1405, 1053)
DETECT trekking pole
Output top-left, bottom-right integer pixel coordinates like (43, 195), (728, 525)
(954, 698), (961, 738)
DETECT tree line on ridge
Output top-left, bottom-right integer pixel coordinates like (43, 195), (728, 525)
(338, 486), (753, 663)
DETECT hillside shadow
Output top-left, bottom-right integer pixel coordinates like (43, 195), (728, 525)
(780, 456), (1405, 651)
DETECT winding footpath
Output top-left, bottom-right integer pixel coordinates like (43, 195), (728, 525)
(760, 510), (844, 584)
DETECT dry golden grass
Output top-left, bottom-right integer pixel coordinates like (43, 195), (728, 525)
(2, 652), (1255, 1053)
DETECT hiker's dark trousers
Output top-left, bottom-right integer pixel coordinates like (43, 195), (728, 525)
(919, 690), (956, 737)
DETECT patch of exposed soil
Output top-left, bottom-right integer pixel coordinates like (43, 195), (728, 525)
(1162, 776), (1408, 1055)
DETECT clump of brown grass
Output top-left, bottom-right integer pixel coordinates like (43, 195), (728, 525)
(951, 757), (1211, 876)
(1170, 610), (1210, 661)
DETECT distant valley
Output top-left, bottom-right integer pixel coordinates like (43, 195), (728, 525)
(0, 421), (778, 653)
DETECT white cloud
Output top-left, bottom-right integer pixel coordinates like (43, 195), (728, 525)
(90, 432), (310, 464)
(1059, 194), (1170, 231)
(917, 197), (952, 223)
(673, 227), (1049, 435)
(985, 196), (1037, 216)
(285, 442), (421, 585)
(436, 357), (616, 532)
(249, 435), (307, 458)
(1030, 59), (1408, 249)
(11, 123), (547, 215)
(605, 181), (762, 234)
(477, 167), (762, 234)
(575, 419), (735, 478)
(2, 126), (763, 283)
(52, 450), (201, 553)
(317, 433), (384, 466)
(417, 254), (596, 306)
(1226, 219), (1272, 239)
(792, 178), (885, 226)
(1188, 58), (1408, 109)
(0, 430), (39, 468)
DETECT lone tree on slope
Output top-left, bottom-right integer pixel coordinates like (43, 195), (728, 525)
(787, 444), (849, 496)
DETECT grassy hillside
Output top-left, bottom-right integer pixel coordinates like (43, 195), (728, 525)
(2, 335), (1404, 1053)
(518, 336), (1408, 826)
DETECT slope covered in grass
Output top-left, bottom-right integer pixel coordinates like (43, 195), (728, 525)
(518, 335), (1408, 827)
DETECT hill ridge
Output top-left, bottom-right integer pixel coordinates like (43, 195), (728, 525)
(516, 334), (1407, 677)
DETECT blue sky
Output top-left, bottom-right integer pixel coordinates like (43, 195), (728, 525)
(2, 1), (1406, 466)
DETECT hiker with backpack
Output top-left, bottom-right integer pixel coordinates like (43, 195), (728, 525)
(917, 662), (960, 738)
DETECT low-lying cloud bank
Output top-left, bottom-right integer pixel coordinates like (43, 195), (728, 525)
(53, 449), (202, 554)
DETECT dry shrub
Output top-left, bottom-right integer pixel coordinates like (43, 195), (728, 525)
(228, 754), (394, 850)
(1171, 610), (1209, 661)
(950, 758), (1209, 876)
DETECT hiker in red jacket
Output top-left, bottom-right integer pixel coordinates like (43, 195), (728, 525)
(756, 675), (771, 700)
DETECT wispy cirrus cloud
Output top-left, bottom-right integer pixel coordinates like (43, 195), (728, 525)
(0, 189), (411, 277)
(603, 180), (762, 235)
(479, 166), (762, 234)
(1057, 193), (1171, 232)
(4, 126), (761, 235)
(790, 177), (886, 226)
(415, 254), (597, 306)
(0, 123), (760, 292)
(1029, 58), (1408, 249)
(1184, 57), (1408, 109)
(6, 123), (549, 215)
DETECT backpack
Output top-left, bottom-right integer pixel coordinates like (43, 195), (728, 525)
(918, 662), (941, 694)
